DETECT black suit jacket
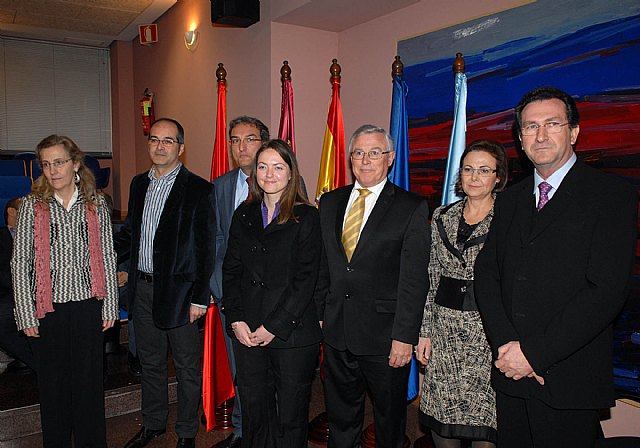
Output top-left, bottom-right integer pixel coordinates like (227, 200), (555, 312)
(114, 165), (215, 329)
(314, 182), (430, 355)
(222, 202), (322, 349)
(475, 160), (637, 409)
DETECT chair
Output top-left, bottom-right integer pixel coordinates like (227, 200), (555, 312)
(0, 176), (32, 226)
(13, 152), (37, 178)
(83, 155), (110, 190)
(0, 160), (27, 177)
(30, 160), (42, 180)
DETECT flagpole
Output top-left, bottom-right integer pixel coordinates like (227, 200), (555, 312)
(388, 55), (410, 191)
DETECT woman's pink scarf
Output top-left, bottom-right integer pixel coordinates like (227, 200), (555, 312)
(33, 201), (107, 319)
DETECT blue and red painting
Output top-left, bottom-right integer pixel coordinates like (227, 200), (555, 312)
(398, 0), (640, 401)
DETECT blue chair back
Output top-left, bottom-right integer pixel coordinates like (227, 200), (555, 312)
(14, 152), (37, 177)
(31, 160), (42, 181)
(0, 176), (32, 226)
(0, 160), (27, 176)
(84, 155), (110, 189)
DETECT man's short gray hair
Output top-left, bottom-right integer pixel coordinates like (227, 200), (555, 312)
(348, 124), (395, 154)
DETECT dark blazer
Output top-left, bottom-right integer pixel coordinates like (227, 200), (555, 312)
(475, 160), (637, 409)
(114, 165), (215, 329)
(210, 168), (309, 303)
(0, 227), (12, 304)
(314, 182), (431, 355)
(210, 168), (241, 303)
(222, 202), (322, 349)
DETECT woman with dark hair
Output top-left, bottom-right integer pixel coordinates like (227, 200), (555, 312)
(11, 135), (118, 447)
(416, 140), (508, 448)
(223, 139), (322, 448)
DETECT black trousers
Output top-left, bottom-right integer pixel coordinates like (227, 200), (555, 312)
(496, 390), (602, 448)
(30, 299), (106, 448)
(232, 339), (319, 448)
(323, 344), (410, 448)
(0, 299), (35, 369)
(133, 280), (202, 437)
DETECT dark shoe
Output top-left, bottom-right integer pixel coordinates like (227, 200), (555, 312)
(128, 352), (142, 377)
(176, 438), (195, 448)
(214, 433), (241, 448)
(124, 427), (166, 448)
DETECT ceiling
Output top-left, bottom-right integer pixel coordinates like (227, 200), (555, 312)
(0, 0), (176, 47)
(0, 0), (420, 48)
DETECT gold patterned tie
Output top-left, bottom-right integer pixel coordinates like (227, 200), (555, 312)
(341, 188), (372, 261)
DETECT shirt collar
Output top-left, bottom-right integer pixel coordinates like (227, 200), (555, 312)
(533, 152), (576, 194)
(353, 178), (387, 196)
(149, 162), (182, 181)
(54, 186), (79, 211)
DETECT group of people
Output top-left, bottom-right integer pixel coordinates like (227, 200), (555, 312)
(4, 84), (636, 448)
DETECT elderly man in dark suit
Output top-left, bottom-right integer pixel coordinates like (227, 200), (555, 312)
(115, 118), (215, 448)
(315, 124), (430, 448)
(475, 87), (637, 447)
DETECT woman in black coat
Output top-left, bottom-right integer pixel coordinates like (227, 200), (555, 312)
(222, 139), (322, 448)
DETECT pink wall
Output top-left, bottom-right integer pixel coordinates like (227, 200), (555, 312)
(270, 22), (338, 193)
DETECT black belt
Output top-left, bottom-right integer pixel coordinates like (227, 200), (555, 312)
(137, 271), (153, 283)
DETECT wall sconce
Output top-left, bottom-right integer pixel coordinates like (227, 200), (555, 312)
(184, 29), (198, 51)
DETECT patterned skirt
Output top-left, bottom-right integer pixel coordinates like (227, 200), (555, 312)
(419, 304), (496, 442)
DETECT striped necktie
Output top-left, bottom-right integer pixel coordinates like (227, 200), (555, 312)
(342, 188), (372, 261)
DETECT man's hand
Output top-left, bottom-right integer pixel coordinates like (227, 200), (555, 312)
(117, 271), (128, 287)
(189, 304), (207, 323)
(232, 321), (257, 347)
(250, 325), (275, 347)
(23, 326), (39, 338)
(415, 337), (431, 366)
(389, 340), (413, 368)
(495, 341), (542, 382)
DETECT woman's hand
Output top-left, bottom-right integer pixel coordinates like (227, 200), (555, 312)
(102, 320), (115, 332)
(416, 337), (432, 366)
(250, 325), (275, 347)
(117, 271), (128, 287)
(232, 321), (257, 347)
(23, 327), (39, 338)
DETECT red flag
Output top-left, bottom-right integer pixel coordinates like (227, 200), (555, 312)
(203, 67), (235, 432)
(278, 77), (296, 153)
(315, 61), (347, 202)
(210, 68), (229, 180)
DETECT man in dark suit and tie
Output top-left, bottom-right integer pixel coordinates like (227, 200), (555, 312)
(210, 116), (269, 448)
(475, 87), (637, 447)
(315, 124), (430, 448)
(116, 118), (215, 448)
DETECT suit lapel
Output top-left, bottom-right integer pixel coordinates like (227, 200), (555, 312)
(528, 163), (581, 242)
(351, 182), (394, 261)
(157, 166), (188, 231)
(333, 187), (352, 260)
(133, 174), (151, 240)
(226, 169), (240, 221)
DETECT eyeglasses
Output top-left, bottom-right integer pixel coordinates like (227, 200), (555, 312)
(229, 136), (262, 147)
(40, 159), (71, 170)
(148, 137), (179, 146)
(351, 149), (390, 160)
(521, 121), (569, 136)
(460, 166), (497, 177)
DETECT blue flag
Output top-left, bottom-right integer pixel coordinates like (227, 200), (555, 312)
(441, 72), (467, 205)
(388, 73), (420, 401)
(388, 75), (410, 190)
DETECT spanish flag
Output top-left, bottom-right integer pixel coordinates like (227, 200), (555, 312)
(315, 59), (347, 202)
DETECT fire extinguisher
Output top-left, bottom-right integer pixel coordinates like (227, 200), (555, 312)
(140, 88), (155, 136)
